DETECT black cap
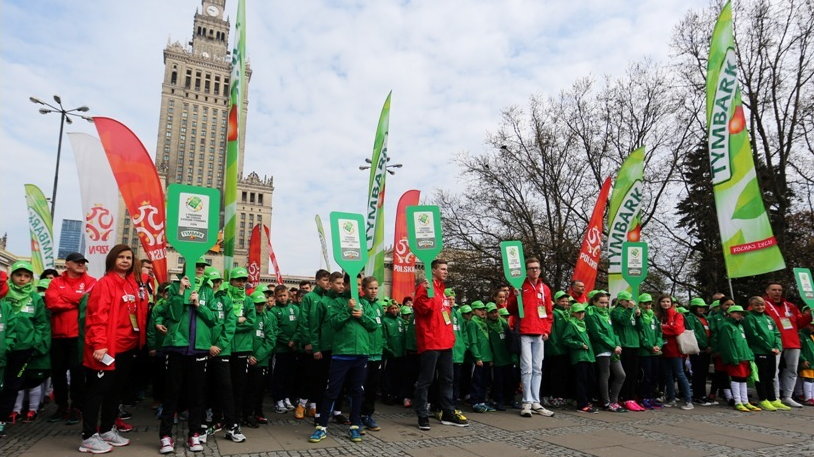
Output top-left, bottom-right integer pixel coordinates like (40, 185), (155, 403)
(65, 252), (89, 263)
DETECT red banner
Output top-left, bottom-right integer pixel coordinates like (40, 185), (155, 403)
(93, 117), (167, 283)
(391, 189), (421, 303)
(572, 177), (612, 295)
(263, 225), (284, 285)
(248, 224), (262, 287)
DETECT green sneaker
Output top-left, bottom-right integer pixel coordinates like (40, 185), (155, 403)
(771, 399), (791, 411)
(308, 426), (327, 443)
(758, 400), (777, 411)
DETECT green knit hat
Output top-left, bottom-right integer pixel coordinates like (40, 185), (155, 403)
(689, 297), (708, 308)
(571, 303), (587, 313)
(638, 293), (653, 303)
(400, 305), (413, 315)
(230, 267), (249, 279)
(250, 290), (267, 304)
(460, 305), (473, 314)
(485, 303), (498, 313)
(498, 308), (510, 317)
(470, 300), (486, 310)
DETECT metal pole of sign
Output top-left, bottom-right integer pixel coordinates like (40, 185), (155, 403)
(727, 277), (735, 299)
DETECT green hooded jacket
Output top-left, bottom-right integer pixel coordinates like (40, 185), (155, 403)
(742, 311), (782, 355)
(0, 300), (18, 366)
(162, 281), (216, 351)
(209, 290), (237, 357)
(329, 293), (378, 356)
(467, 315), (493, 363)
(228, 289), (256, 354)
(487, 317), (512, 367)
(452, 307), (467, 363)
(684, 313), (710, 349)
(717, 317), (754, 365)
(297, 286), (327, 350)
(610, 305), (640, 348)
(562, 318), (595, 364)
(251, 307), (277, 367)
(2, 287), (50, 364)
(585, 306), (620, 355)
(382, 312), (406, 358)
(146, 298), (168, 350)
(799, 327), (814, 367)
(270, 299), (299, 353)
(403, 315), (417, 352)
(637, 310), (663, 357)
(366, 298), (385, 360)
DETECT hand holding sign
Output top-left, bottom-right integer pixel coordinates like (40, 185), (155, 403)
(406, 206), (443, 297)
(329, 212), (368, 303)
(500, 241), (526, 318)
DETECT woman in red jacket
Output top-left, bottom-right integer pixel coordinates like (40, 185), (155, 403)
(79, 245), (148, 454)
(655, 295), (693, 410)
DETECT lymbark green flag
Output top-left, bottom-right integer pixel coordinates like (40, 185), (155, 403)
(223, 0), (246, 272)
(606, 147), (645, 298)
(24, 184), (55, 274)
(365, 91), (392, 285)
(706, 1), (785, 278)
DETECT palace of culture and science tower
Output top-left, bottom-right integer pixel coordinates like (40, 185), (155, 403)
(117, 0), (274, 275)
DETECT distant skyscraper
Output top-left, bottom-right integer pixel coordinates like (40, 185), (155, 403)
(58, 219), (84, 259)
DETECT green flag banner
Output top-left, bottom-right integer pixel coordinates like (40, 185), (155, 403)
(223, 0), (246, 271)
(621, 242), (648, 301)
(166, 184), (221, 296)
(500, 240), (526, 318)
(365, 91), (392, 285)
(315, 214), (332, 270)
(406, 205), (443, 298)
(329, 212), (368, 303)
(24, 184), (55, 274)
(706, 1), (785, 278)
(606, 147), (645, 297)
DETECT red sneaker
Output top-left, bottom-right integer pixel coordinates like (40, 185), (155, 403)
(115, 417), (134, 432)
(256, 415), (269, 424)
(8, 412), (20, 424)
(23, 411), (37, 423)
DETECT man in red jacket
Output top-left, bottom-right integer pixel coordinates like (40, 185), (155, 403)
(44, 252), (97, 424)
(412, 259), (468, 431)
(507, 257), (554, 418)
(763, 282), (812, 407)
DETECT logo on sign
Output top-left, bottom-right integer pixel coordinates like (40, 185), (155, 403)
(185, 196), (204, 212)
(414, 211), (436, 249)
(338, 218), (361, 261)
(85, 204), (114, 242)
(506, 245), (522, 277)
(627, 246), (643, 276)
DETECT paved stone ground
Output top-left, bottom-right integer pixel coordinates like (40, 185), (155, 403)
(3, 400), (814, 457)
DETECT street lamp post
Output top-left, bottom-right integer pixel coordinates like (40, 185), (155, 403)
(29, 95), (93, 219)
(358, 156), (403, 175)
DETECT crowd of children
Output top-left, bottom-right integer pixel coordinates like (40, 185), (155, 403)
(1, 249), (813, 454)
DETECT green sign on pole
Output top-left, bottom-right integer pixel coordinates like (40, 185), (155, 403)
(329, 212), (368, 303)
(406, 205), (443, 297)
(166, 184), (221, 299)
(793, 267), (814, 311)
(500, 240), (526, 318)
(621, 241), (649, 301)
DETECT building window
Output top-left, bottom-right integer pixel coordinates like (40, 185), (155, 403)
(170, 71), (177, 85)
(250, 193), (255, 203)
(258, 194), (263, 205)
(241, 213), (246, 221)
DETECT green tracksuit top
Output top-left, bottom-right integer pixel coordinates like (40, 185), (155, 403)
(562, 318), (595, 364)
(546, 306), (569, 356)
(467, 315), (493, 363)
(404, 315), (417, 352)
(585, 307), (620, 355)
(717, 317), (754, 365)
(251, 308), (277, 367)
(329, 294), (378, 356)
(230, 293), (256, 354)
(487, 317), (512, 367)
(611, 305), (640, 348)
(0, 300), (17, 367)
(684, 313), (710, 349)
(382, 313), (406, 358)
(162, 282), (216, 351)
(297, 286), (327, 350)
(366, 297), (385, 361)
(146, 299), (168, 350)
(742, 311), (782, 355)
(209, 291), (237, 357)
(637, 312), (664, 357)
(452, 307), (468, 363)
(3, 291), (51, 370)
(799, 327), (814, 368)
(270, 300), (300, 353)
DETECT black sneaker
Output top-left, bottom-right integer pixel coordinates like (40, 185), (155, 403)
(47, 408), (67, 423)
(417, 416), (431, 431)
(332, 413), (350, 425)
(118, 407), (132, 420)
(440, 410), (469, 427)
(243, 416), (258, 428)
(66, 408), (81, 425)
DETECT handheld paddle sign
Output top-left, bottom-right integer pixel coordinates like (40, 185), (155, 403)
(621, 242), (649, 301)
(406, 205), (443, 297)
(793, 268), (814, 311)
(329, 212), (368, 303)
(500, 241), (527, 318)
(166, 184), (220, 300)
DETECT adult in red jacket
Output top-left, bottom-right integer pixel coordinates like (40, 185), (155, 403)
(506, 257), (554, 417)
(763, 282), (813, 407)
(412, 259), (468, 430)
(79, 245), (148, 453)
(568, 280), (588, 304)
(44, 252), (96, 423)
(656, 295), (693, 408)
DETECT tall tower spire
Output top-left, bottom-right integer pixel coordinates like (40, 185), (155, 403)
(192, 0), (230, 60)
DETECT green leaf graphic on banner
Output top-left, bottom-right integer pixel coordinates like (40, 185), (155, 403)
(732, 179), (766, 220)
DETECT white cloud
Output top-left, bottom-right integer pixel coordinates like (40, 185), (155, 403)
(1, 0), (707, 276)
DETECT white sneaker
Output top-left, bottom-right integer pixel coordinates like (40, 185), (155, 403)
(187, 433), (204, 452)
(284, 398), (295, 410)
(782, 397), (803, 408)
(680, 402), (695, 410)
(159, 436), (175, 454)
(225, 425), (246, 443)
(199, 431), (208, 444)
(520, 403), (533, 417)
(531, 402), (555, 417)
(99, 428), (130, 447)
(79, 434), (113, 454)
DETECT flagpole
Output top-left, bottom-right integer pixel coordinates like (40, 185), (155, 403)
(727, 277), (734, 299)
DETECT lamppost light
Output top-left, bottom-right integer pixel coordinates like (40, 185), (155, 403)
(38, 108), (51, 114)
(359, 165), (371, 171)
(29, 96), (44, 105)
(53, 94), (62, 104)
(76, 106), (90, 112)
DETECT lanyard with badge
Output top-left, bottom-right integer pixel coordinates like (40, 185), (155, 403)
(768, 301), (794, 330)
(123, 289), (139, 332)
(441, 295), (452, 325)
(527, 279), (547, 318)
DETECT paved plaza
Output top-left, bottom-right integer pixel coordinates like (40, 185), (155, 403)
(3, 400), (813, 457)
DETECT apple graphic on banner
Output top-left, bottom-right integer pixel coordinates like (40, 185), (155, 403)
(627, 225), (641, 242)
(729, 106), (745, 135)
(227, 105), (238, 141)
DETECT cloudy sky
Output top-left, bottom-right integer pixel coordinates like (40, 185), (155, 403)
(1, 0), (708, 276)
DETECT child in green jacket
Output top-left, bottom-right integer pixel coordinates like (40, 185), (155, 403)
(382, 301), (406, 405)
(797, 321), (814, 406)
(270, 284), (299, 413)
(717, 305), (758, 412)
(586, 292), (625, 412)
(401, 306), (418, 408)
(611, 291), (643, 411)
(742, 296), (785, 411)
(546, 291), (572, 407)
(467, 301), (493, 413)
(636, 295), (663, 409)
(452, 304), (471, 409)
(487, 304), (512, 410)
(562, 303), (596, 413)
(244, 290), (277, 427)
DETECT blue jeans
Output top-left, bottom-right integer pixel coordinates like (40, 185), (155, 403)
(520, 335), (544, 403)
(662, 357), (692, 403)
(317, 355), (367, 427)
